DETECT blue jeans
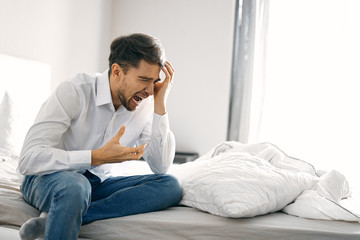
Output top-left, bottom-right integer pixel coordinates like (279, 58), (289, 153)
(21, 170), (182, 240)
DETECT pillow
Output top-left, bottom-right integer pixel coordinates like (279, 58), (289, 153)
(171, 142), (318, 218)
(0, 91), (16, 160)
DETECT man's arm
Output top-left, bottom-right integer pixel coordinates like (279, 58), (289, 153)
(153, 61), (174, 115)
(92, 61), (175, 170)
(140, 61), (176, 173)
(18, 81), (145, 176)
(18, 81), (90, 175)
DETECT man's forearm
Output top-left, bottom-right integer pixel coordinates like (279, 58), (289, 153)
(154, 100), (166, 115)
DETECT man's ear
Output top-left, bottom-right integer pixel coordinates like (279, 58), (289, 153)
(111, 63), (124, 78)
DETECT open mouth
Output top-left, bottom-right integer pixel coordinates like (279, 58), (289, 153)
(132, 94), (144, 106)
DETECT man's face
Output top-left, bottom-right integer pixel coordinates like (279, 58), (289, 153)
(112, 59), (161, 111)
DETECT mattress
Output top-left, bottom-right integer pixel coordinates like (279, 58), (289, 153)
(2, 206), (360, 240)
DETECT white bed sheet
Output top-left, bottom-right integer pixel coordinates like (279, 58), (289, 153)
(79, 206), (360, 240)
(2, 207), (360, 240)
(0, 225), (90, 240)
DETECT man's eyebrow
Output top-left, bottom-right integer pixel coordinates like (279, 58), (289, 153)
(138, 76), (161, 81)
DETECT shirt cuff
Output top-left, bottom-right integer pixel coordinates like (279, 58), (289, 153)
(68, 150), (92, 171)
(152, 113), (171, 138)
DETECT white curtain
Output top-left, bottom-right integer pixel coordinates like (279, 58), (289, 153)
(228, 0), (269, 143)
(247, 0), (360, 189)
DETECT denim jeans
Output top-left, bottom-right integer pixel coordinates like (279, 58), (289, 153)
(21, 170), (182, 240)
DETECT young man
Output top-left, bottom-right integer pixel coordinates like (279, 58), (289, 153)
(17, 33), (182, 240)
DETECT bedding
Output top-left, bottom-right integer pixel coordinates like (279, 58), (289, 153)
(2, 205), (360, 240)
(0, 143), (360, 239)
(170, 142), (318, 218)
(114, 141), (359, 222)
(169, 141), (360, 222)
(78, 207), (360, 240)
(0, 157), (39, 227)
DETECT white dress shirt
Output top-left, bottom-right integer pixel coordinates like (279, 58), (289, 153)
(17, 70), (175, 182)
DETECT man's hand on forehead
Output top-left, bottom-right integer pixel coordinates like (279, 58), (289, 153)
(153, 61), (174, 115)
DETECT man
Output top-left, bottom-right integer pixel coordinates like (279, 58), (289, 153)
(17, 33), (182, 240)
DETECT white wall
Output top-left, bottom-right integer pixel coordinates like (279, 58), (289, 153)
(0, 0), (112, 91)
(111, 0), (235, 155)
(0, 0), (235, 156)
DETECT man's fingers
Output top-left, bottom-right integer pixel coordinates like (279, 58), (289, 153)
(163, 62), (174, 79)
(161, 65), (170, 79)
(128, 144), (146, 153)
(123, 145), (146, 160)
(161, 66), (172, 87)
(165, 61), (175, 75)
(122, 143), (146, 156)
(164, 62), (174, 88)
(113, 125), (126, 142)
(127, 150), (145, 160)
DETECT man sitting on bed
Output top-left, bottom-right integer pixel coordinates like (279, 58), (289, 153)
(17, 33), (182, 240)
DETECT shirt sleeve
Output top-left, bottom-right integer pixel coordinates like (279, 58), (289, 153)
(17, 81), (91, 176)
(139, 113), (176, 174)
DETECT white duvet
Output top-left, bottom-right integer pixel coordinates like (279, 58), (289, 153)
(111, 141), (360, 222)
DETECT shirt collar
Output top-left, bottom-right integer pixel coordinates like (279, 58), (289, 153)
(96, 69), (113, 107)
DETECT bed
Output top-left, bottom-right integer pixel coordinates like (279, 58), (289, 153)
(1, 141), (360, 240)
(1, 90), (360, 239)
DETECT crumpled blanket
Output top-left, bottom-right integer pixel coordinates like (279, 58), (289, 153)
(171, 141), (360, 222)
(110, 141), (360, 222)
(283, 169), (360, 222)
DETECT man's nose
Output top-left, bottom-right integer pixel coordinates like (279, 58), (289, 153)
(145, 83), (154, 96)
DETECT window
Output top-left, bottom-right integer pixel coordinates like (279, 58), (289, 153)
(255, 0), (360, 188)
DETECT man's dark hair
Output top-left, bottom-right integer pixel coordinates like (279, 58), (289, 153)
(108, 33), (166, 74)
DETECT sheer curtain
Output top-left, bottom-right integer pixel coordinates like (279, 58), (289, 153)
(228, 0), (269, 143)
(248, 0), (360, 189)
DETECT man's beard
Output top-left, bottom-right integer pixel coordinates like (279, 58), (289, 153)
(117, 91), (133, 111)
